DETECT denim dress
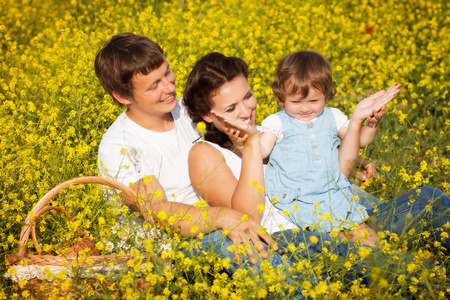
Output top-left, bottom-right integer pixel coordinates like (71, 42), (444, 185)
(265, 107), (368, 232)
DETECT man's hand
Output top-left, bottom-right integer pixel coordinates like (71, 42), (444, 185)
(354, 158), (375, 186)
(367, 106), (385, 128)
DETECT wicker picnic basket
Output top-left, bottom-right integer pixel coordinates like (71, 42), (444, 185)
(7, 176), (152, 297)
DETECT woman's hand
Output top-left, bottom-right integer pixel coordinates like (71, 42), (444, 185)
(219, 208), (277, 265)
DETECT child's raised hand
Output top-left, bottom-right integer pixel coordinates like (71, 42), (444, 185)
(352, 82), (401, 124)
(227, 127), (248, 152)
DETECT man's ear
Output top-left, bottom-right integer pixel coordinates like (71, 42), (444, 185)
(112, 91), (133, 106)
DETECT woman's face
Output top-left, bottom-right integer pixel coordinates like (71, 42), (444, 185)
(204, 75), (257, 131)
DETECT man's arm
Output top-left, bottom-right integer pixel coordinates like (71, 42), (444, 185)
(120, 176), (276, 264)
(358, 106), (386, 147)
(120, 176), (253, 236)
(339, 120), (364, 178)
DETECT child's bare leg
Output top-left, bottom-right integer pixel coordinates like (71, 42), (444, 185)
(337, 223), (379, 247)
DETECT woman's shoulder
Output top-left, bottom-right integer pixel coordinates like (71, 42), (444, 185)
(189, 141), (241, 177)
(190, 141), (241, 169)
(189, 141), (224, 160)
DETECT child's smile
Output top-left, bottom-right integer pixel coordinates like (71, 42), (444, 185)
(284, 87), (326, 123)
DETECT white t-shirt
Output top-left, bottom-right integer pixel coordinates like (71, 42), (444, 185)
(204, 141), (296, 234)
(97, 98), (202, 205)
(261, 107), (349, 141)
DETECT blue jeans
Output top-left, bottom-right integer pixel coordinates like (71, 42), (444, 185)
(185, 229), (355, 299)
(366, 186), (450, 249)
(186, 186), (450, 298)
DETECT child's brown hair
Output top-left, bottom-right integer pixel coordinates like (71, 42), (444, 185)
(271, 51), (336, 105)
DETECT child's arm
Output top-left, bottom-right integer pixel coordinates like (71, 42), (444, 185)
(260, 132), (277, 159)
(217, 114), (278, 159)
(339, 83), (401, 177)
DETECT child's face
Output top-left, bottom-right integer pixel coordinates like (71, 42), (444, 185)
(284, 87), (326, 122)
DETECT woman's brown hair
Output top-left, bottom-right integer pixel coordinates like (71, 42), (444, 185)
(183, 52), (249, 147)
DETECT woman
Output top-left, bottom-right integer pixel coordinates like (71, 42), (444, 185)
(182, 52), (450, 296)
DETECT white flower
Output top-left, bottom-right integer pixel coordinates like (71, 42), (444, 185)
(105, 242), (114, 252)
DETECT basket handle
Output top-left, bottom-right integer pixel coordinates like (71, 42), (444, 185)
(30, 206), (81, 255)
(17, 176), (137, 259)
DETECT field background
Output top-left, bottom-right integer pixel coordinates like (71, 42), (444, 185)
(1, 0), (449, 298)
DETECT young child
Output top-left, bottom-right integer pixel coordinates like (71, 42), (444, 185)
(258, 51), (400, 240)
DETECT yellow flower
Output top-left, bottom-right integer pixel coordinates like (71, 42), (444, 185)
(194, 200), (208, 208)
(18, 279), (27, 289)
(95, 241), (105, 251)
(190, 225), (199, 233)
(379, 278), (388, 288)
(157, 211), (167, 221)
(358, 247), (372, 259)
(310, 236), (319, 244)
(257, 288), (267, 298)
(196, 121), (207, 133)
(314, 281), (328, 295)
(288, 244), (296, 252)
(97, 274), (105, 283)
(154, 190), (163, 199)
(257, 204), (265, 213)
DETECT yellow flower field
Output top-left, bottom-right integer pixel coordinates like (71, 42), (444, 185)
(1, 0), (449, 298)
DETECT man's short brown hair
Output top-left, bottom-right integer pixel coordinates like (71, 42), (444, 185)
(95, 32), (165, 107)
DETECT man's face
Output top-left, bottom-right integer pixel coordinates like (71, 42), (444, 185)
(127, 59), (177, 119)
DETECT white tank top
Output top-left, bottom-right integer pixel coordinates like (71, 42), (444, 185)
(204, 141), (296, 234)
